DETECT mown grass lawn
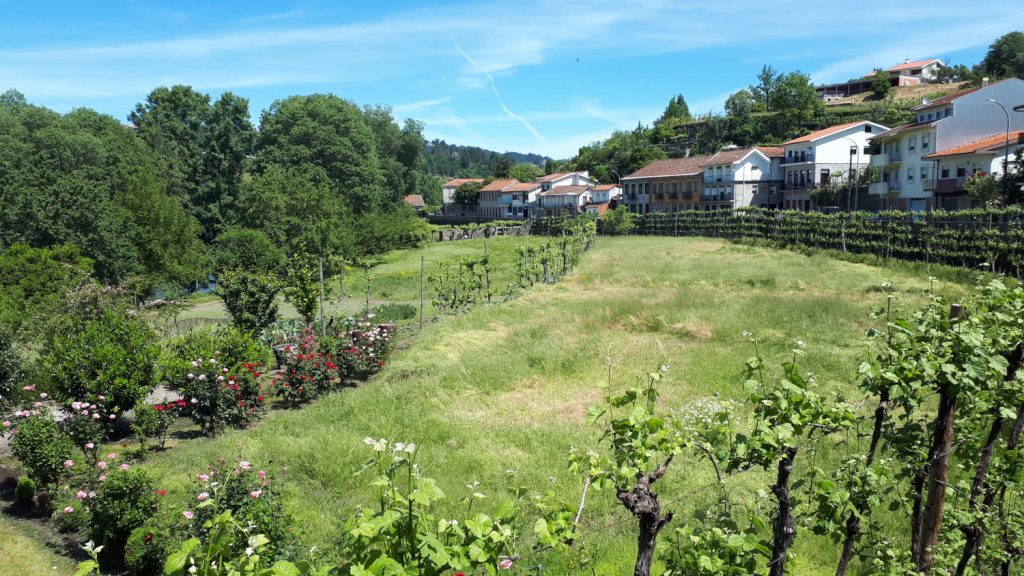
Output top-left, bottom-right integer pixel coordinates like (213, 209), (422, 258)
(0, 518), (78, 576)
(142, 236), (970, 575)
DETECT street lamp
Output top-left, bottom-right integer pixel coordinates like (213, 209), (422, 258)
(987, 99), (1011, 201)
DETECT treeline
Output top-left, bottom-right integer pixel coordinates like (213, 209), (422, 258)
(0, 86), (445, 291)
(422, 139), (550, 178)
(570, 31), (1024, 182)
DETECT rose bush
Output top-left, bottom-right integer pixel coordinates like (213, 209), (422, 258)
(333, 317), (392, 382)
(274, 328), (335, 405)
(179, 356), (265, 435)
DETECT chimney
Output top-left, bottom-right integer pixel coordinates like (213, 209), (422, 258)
(982, 77), (990, 88)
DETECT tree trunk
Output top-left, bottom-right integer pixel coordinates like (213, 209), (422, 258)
(618, 464), (673, 576)
(836, 391), (889, 576)
(955, 344), (1023, 576)
(770, 446), (799, 576)
(917, 387), (957, 574)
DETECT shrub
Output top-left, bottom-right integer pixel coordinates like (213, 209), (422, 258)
(334, 317), (393, 382)
(183, 460), (293, 562)
(370, 303), (417, 323)
(274, 328), (335, 405)
(131, 398), (179, 450)
(51, 488), (92, 534)
(180, 356), (265, 434)
(9, 413), (75, 487)
(125, 524), (168, 576)
(600, 205), (635, 236)
(42, 305), (158, 419)
(0, 326), (23, 411)
(216, 269), (281, 334)
(14, 475), (36, 506)
(211, 228), (285, 274)
(89, 468), (160, 561)
(282, 250), (322, 324)
(161, 325), (265, 390)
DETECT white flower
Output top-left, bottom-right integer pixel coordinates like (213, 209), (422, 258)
(209, 358), (217, 364)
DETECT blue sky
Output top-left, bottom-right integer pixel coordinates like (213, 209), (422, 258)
(2, 1), (1022, 159)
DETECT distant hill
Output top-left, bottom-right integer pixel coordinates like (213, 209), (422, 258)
(423, 139), (551, 178)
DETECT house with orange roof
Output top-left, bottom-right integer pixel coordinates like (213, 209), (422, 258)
(620, 156), (712, 213)
(701, 146), (785, 209)
(868, 78), (1024, 210)
(535, 171), (596, 191)
(885, 58), (944, 83)
(535, 185), (592, 217)
(781, 120), (889, 210)
(477, 179), (541, 219)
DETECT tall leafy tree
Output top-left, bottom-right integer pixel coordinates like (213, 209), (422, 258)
(257, 94), (385, 214)
(750, 65), (781, 112)
(981, 31), (1024, 79)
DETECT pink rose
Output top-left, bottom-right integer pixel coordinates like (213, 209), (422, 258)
(250, 490), (262, 499)
(98, 475), (106, 481)
(239, 461), (251, 470)
(64, 506), (74, 514)
(76, 490), (87, 500)
(183, 510), (194, 520)
(63, 460), (74, 468)
(106, 453), (117, 460)
(85, 442), (94, 449)
(120, 463), (130, 471)
(197, 492), (209, 501)
(97, 461), (107, 469)
(2, 421), (10, 428)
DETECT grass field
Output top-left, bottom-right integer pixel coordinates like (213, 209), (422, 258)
(0, 518), (78, 576)
(136, 236), (971, 575)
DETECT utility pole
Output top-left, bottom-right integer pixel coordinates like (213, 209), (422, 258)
(318, 255), (325, 335)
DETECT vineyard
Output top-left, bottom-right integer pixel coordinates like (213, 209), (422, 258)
(582, 208), (1024, 279)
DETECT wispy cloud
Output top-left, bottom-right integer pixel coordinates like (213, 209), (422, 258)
(452, 41), (549, 145)
(392, 96), (453, 116)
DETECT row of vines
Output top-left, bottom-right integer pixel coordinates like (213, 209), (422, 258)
(595, 208), (1024, 278)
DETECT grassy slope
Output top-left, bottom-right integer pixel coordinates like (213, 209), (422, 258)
(0, 519), (78, 576)
(141, 237), (968, 575)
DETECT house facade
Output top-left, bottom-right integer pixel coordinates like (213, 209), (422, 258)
(781, 121), (889, 210)
(621, 157), (708, 213)
(536, 171), (596, 191)
(869, 78), (1024, 210)
(886, 58), (944, 82)
(477, 179), (543, 219)
(701, 146), (785, 209)
(536, 185), (591, 217)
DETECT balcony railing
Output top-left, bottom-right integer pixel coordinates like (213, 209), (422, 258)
(701, 193), (735, 201)
(934, 177), (967, 195)
(782, 153), (814, 165)
(868, 182), (889, 195)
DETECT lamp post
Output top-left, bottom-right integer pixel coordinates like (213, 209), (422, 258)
(841, 136), (862, 211)
(987, 99), (1010, 202)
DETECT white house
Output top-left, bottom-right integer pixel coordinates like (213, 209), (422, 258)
(536, 185), (591, 217)
(536, 171), (596, 191)
(701, 146), (785, 209)
(922, 130), (1024, 208)
(589, 183), (621, 204)
(870, 78), (1024, 211)
(885, 58), (945, 83)
(781, 120), (889, 210)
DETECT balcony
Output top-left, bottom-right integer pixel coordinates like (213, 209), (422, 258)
(701, 193), (735, 202)
(934, 177), (967, 196)
(781, 153), (814, 165)
(869, 180), (901, 195)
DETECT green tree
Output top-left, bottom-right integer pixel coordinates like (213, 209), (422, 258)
(216, 268), (280, 334)
(981, 31), (1024, 79)
(725, 89), (756, 117)
(493, 154), (512, 178)
(772, 71), (825, 134)
(211, 228), (285, 274)
(0, 88), (26, 107)
(283, 249), (324, 324)
(454, 180), (483, 207)
(750, 65), (781, 111)
(870, 69), (892, 99)
(508, 162), (543, 182)
(0, 244), (92, 340)
(258, 94), (385, 214)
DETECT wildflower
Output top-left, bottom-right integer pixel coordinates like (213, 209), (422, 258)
(197, 492), (209, 501)
(22, 385), (35, 391)
(250, 490), (262, 499)
(187, 373), (195, 380)
(85, 442), (94, 449)
(76, 490), (87, 500)
(98, 475), (106, 481)
(499, 558), (514, 570)
(63, 459), (75, 468)
(64, 506), (74, 514)
(239, 460), (251, 470)
(97, 461), (107, 469)
(39, 393), (48, 399)
(107, 453), (117, 460)
(258, 470), (266, 479)
(197, 474), (209, 482)
(182, 510), (194, 520)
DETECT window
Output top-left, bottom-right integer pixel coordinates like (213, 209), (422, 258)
(927, 112), (934, 121)
(864, 124), (872, 133)
(941, 167), (950, 178)
(922, 135), (930, 150)
(907, 166), (915, 183)
(921, 167), (928, 182)
(956, 167), (966, 178)
(863, 146), (869, 155)
(908, 136), (916, 152)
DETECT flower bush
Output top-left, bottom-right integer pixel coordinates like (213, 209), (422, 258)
(182, 459), (292, 563)
(89, 468), (161, 563)
(179, 355), (265, 435)
(131, 397), (182, 451)
(333, 317), (393, 382)
(275, 328), (335, 405)
(7, 412), (75, 487)
(62, 400), (109, 464)
(0, 325), (23, 411)
(162, 325), (265, 386)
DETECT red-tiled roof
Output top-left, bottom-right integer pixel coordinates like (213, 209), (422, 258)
(442, 178), (484, 188)
(403, 194), (425, 208)
(783, 121), (871, 145)
(702, 148), (755, 166)
(912, 79), (1009, 110)
(536, 171), (591, 182)
(504, 182), (541, 192)
(593, 183), (619, 191)
(888, 58), (942, 73)
(479, 179), (519, 192)
(924, 130), (1024, 159)
(538, 185), (590, 196)
(585, 203), (610, 216)
(622, 156), (709, 179)
(757, 146), (785, 158)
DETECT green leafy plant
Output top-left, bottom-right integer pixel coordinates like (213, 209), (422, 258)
(14, 475), (36, 506)
(179, 355), (265, 434)
(217, 269), (282, 334)
(89, 468), (160, 563)
(9, 412), (75, 487)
